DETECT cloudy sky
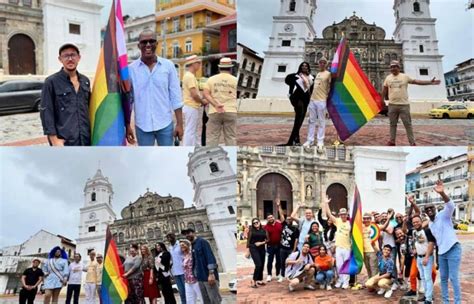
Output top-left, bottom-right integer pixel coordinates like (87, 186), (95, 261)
(237, 0), (473, 72)
(99, 0), (155, 26)
(402, 146), (466, 170)
(0, 147), (236, 248)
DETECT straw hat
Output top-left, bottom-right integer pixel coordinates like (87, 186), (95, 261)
(218, 57), (234, 68)
(390, 60), (400, 67)
(185, 55), (201, 66)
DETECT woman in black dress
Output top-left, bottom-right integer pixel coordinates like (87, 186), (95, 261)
(154, 243), (176, 304)
(284, 62), (314, 145)
(244, 217), (268, 288)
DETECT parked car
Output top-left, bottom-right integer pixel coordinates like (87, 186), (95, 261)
(429, 104), (474, 119)
(0, 80), (44, 115)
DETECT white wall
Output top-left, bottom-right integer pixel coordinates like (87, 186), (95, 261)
(43, 0), (102, 76)
(353, 148), (408, 214)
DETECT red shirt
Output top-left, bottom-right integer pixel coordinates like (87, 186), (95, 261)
(264, 221), (283, 246)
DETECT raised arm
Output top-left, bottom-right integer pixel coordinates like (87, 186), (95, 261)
(276, 197), (285, 222)
(323, 195), (337, 224)
(409, 77), (441, 86)
(433, 180), (454, 219)
(318, 208), (328, 230)
(406, 195), (420, 216)
(290, 202), (301, 219)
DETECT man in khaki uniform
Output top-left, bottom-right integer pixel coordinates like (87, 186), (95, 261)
(182, 55), (206, 146)
(203, 57), (237, 146)
(382, 60), (440, 146)
(303, 57), (331, 150)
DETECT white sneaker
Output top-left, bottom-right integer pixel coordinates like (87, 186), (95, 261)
(289, 285), (295, 292)
(304, 285), (316, 290)
(326, 285), (332, 291)
(418, 280), (425, 294)
(384, 289), (393, 298)
(377, 288), (386, 295)
(391, 282), (398, 291)
(266, 275), (272, 282)
(342, 283), (349, 289)
(303, 141), (313, 148)
(320, 284), (325, 290)
(277, 275), (284, 283)
(335, 281), (342, 288)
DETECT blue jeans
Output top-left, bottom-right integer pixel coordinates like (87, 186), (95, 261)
(316, 270), (334, 285)
(174, 274), (186, 304)
(439, 242), (462, 304)
(417, 255), (434, 302)
(135, 123), (174, 146)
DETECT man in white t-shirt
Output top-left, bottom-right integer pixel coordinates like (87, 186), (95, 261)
(285, 242), (316, 292)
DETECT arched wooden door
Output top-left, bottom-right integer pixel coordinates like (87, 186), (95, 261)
(256, 173), (292, 219)
(326, 183), (348, 215)
(8, 34), (36, 75)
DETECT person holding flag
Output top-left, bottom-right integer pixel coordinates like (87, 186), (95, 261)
(303, 57), (331, 151)
(322, 195), (351, 289)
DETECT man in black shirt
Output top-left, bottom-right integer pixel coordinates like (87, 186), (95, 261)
(40, 43), (91, 146)
(19, 258), (44, 304)
(277, 199), (299, 283)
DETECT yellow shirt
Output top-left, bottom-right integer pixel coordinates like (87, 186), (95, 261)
(96, 263), (103, 285)
(311, 71), (331, 101)
(383, 73), (413, 105)
(363, 226), (374, 253)
(204, 72), (237, 114)
(334, 218), (351, 249)
(182, 71), (201, 109)
(85, 260), (99, 284)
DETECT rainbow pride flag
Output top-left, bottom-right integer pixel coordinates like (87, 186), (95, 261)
(90, 0), (132, 146)
(339, 186), (364, 275)
(100, 227), (128, 303)
(327, 38), (383, 141)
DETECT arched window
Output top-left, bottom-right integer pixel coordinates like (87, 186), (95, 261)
(316, 52), (323, 61)
(391, 53), (397, 60)
(209, 162), (219, 173)
(242, 58), (247, 69)
(384, 53), (390, 65)
(238, 73), (244, 86)
(91, 192), (96, 201)
(168, 205), (173, 211)
(188, 222), (195, 231)
(251, 62), (255, 72)
(118, 232), (124, 243)
(196, 221), (204, 232)
(413, 2), (420, 12)
(247, 76), (253, 88)
(154, 227), (162, 239)
(289, 0), (296, 12)
(147, 228), (154, 239)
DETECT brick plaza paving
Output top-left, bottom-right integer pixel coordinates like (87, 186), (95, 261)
(236, 233), (474, 304)
(237, 114), (474, 146)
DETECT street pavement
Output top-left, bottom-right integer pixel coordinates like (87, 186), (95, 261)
(2, 112), (473, 146)
(236, 233), (474, 304)
(0, 291), (236, 303)
(237, 114), (474, 146)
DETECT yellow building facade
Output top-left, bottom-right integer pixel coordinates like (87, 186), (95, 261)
(155, 0), (235, 78)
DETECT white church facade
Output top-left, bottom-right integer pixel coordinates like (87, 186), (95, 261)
(257, 0), (447, 102)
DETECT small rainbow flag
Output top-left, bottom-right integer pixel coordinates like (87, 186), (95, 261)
(90, 0), (132, 146)
(327, 37), (383, 141)
(340, 186), (364, 275)
(100, 227), (128, 303)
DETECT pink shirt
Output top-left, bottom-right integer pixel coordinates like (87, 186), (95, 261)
(183, 253), (197, 284)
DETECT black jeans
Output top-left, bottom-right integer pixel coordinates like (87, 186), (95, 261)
(249, 245), (265, 281)
(158, 275), (176, 304)
(280, 247), (293, 277)
(287, 99), (308, 145)
(65, 284), (81, 304)
(19, 288), (37, 304)
(266, 245), (281, 277)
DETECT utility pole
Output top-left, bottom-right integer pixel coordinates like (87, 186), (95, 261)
(467, 145), (473, 223)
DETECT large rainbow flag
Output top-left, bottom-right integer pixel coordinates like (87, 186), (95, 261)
(327, 37), (383, 141)
(100, 227), (128, 303)
(339, 186), (364, 275)
(90, 0), (132, 146)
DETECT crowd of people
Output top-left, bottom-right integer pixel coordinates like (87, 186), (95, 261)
(40, 29), (237, 147)
(283, 57), (441, 148)
(242, 181), (462, 304)
(18, 229), (221, 304)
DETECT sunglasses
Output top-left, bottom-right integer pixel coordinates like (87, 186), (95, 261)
(139, 39), (157, 45)
(60, 53), (79, 60)
(252, 221), (259, 225)
(363, 217), (371, 220)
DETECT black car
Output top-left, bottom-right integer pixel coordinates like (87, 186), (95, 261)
(0, 80), (44, 115)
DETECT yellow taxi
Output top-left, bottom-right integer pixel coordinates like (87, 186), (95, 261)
(429, 104), (474, 119)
